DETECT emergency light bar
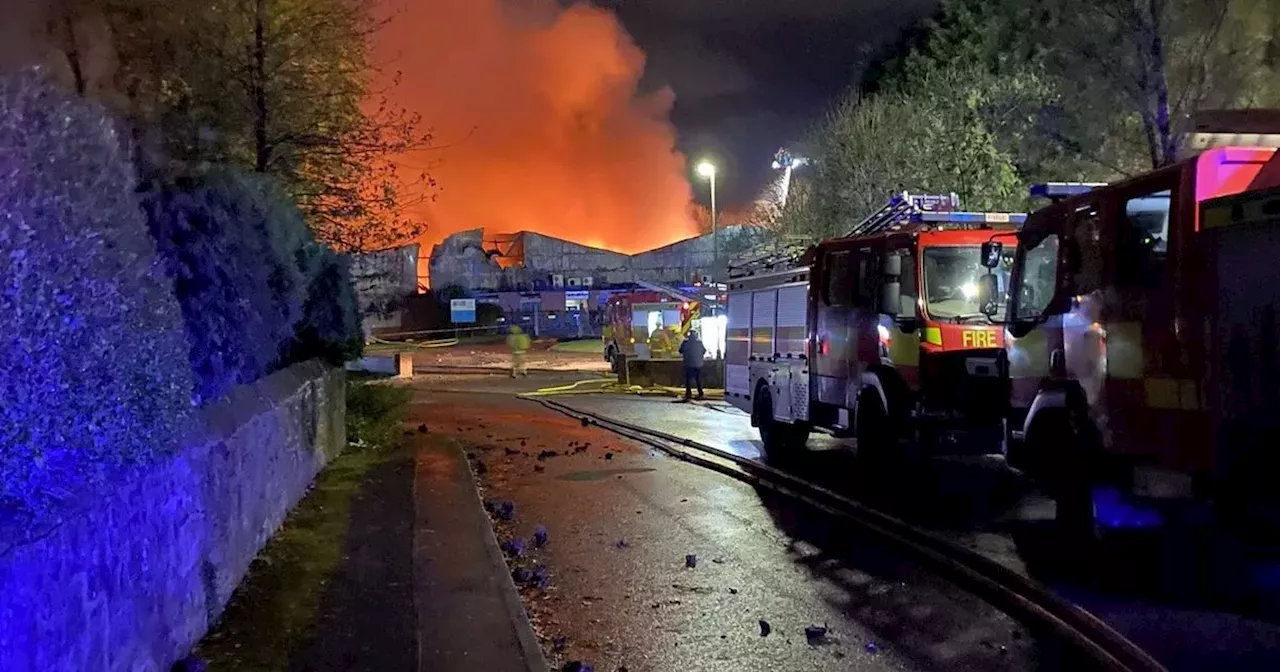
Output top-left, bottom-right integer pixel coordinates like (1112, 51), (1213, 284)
(1029, 182), (1107, 201)
(918, 211), (1027, 225)
(1179, 109), (1280, 159)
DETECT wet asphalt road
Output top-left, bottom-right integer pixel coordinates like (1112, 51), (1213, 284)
(538, 390), (1280, 672)
(413, 390), (1056, 672)
(403, 371), (1280, 670)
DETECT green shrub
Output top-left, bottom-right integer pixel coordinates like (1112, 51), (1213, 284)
(0, 70), (195, 513)
(345, 382), (413, 451)
(291, 245), (364, 365)
(141, 168), (311, 403)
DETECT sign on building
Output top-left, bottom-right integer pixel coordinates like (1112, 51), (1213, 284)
(565, 290), (590, 301)
(450, 298), (477, 324)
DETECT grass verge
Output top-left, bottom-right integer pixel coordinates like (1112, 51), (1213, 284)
(549, 338), (603, 354)
(193, 380), (414, 671)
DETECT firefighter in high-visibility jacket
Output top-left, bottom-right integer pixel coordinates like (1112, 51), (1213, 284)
(648, 326), (676, 359)
(506, 326), (531, 378)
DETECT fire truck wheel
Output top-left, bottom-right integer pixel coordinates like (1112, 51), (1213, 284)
(754, 388), (799, 458)
(1033, 410), (1099, 543)
(855, 389), (892, 465)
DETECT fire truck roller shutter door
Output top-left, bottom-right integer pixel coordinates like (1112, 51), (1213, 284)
(752, 290), (777, 358)
(725, 292), (752, 397)
(776, 284), (808, 357)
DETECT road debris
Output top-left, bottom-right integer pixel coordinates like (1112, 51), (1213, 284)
(533, 525), (549, 547)
(417, 424), (428, 434)
(864, 641), (879, 654)
(538, 450), (560, 460)
(501, 538), (526, 558)
(804, 624), (829, 644)
(604, 452), (614, 460)
(759, 620), (772, 637)
(615, 539), (629, 549)
(505, 447), (521, 456)
(685, 554), (697, 568)
(561, 661), (593, 672)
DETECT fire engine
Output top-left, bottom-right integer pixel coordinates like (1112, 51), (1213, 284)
(724, 193), (1025, 459)
(976, 111), (1280, 534)
(602, 283), (711, 366)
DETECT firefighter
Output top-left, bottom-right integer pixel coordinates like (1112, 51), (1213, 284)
(679, 330), (707, 400)
(506, 325), (531, 378)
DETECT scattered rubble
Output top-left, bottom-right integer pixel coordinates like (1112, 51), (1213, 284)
(538, 450), (560, 460)
(684, 554), (697, 568)
(604, 452), (614, 460)
(417, 424), (428, 434)
(758, 620), (772, 637)
(533, 525), (549, 548)
(864, 641), (879, 654)
(804, 624), (829, 645)
(615, 539), (629, 549)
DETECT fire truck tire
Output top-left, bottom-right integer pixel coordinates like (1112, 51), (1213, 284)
(1031, 410), (1099, 543)
(855, 389), (892, 465)
(754, 387), (805, 458)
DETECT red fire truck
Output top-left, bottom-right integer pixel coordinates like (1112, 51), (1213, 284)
(725, 193), (1024, 459)
(602, 288), (703, 366)
(977, 113), (1280, 534)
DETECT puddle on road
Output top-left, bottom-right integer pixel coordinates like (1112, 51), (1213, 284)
(557, 468), (656, 482)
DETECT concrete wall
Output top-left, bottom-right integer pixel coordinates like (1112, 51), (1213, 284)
(0, 361), (346, 672)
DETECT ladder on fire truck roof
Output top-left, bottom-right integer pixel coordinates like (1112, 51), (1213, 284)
(726, 240), (812, 279)
(844, 191), (1026, 238)
(633, 279), (706, 306)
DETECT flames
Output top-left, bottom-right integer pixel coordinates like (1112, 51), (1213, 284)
(378, 0), (698, 256)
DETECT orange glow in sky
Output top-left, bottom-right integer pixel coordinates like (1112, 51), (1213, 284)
(378, 0), (698, 256)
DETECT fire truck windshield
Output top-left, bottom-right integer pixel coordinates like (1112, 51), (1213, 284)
(1011, 234), (1060, 321)
(923, 246), (1010, 322)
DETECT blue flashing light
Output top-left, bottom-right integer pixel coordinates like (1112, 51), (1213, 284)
(917, 211), (1027, 225)
(1092, 487), (1165, 530)
(1030, 182), (1108, 200)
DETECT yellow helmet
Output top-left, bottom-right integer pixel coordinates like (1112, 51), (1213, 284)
(509, 326), (523, 335)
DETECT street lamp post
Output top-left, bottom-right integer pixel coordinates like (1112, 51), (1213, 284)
(696, 161), (717, 275)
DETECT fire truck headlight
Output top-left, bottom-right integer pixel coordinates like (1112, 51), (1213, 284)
(962, 283), (978, 300)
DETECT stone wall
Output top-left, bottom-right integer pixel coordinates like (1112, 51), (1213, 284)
(0, 361), (346, 671)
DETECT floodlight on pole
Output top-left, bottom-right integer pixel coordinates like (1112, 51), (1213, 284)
(696, 161), (718, 275)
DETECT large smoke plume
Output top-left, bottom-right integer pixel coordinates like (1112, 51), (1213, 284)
(380, 0), (698, 256)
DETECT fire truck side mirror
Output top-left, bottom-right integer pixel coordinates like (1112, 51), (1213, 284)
(879, 281), (901, 316)
(882, 253), (902, 278)
(977, 274), (1000, 317)
(980, 241), (1003, 268)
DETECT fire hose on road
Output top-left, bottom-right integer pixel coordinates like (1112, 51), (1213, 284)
(526, 396), (1166, 672)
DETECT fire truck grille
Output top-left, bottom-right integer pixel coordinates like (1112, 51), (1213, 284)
(917, 349), (1009, 424)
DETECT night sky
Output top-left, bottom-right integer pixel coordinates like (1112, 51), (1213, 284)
(597, 0), (936, 207)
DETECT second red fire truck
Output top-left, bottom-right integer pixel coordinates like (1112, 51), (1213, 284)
(975, 111), (1280, 534)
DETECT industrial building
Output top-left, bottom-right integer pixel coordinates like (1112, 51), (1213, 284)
(426, 227), (745, 336)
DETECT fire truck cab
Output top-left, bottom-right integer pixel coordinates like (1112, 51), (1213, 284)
(725, 193), (1024, 459)
(983, 120), (1280, 533)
